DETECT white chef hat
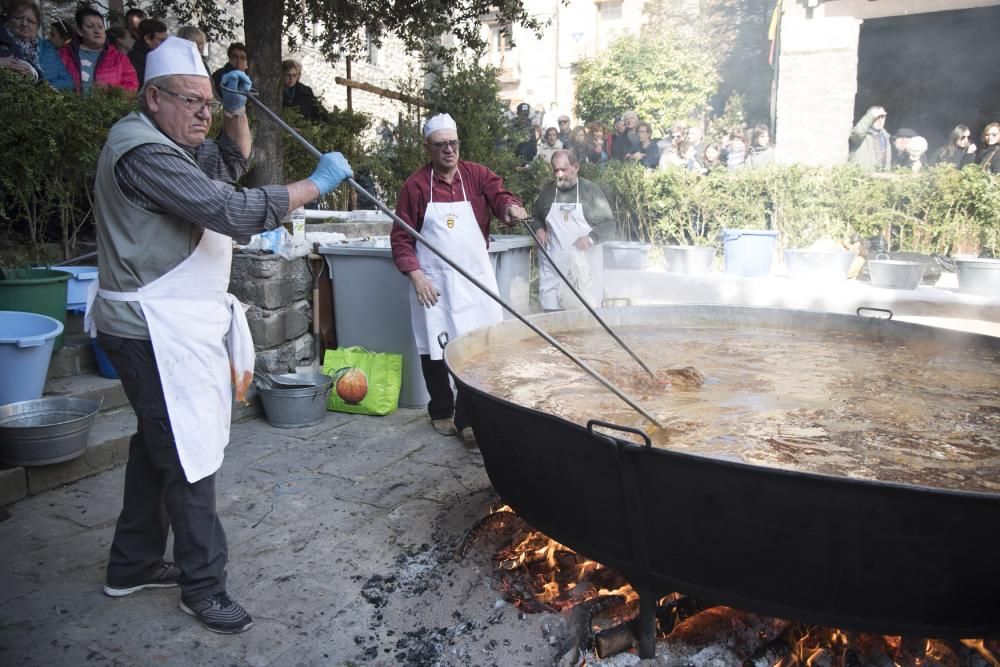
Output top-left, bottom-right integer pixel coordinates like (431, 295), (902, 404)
(145, 36), (209, 81)
(423, 113), (457, 138)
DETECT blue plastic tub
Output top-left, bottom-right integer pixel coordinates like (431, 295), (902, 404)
(90, 338), (119, 379)
(723, 229), (779, 277)
(52, 266), (98, 312)
(0, 311), (64, 406)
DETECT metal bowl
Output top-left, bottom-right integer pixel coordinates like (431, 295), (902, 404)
(0, 397), (98, 466)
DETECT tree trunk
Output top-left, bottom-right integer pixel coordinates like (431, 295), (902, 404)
(242, 0), (285, 187)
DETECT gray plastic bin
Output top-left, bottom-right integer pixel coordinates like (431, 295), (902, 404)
(488, 234), (533, 318)
(319, 244), (429, 409)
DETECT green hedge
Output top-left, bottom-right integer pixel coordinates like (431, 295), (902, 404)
(598, 161), (1000, 257)
(0, 70), (135, 262)
(3, 67), (998, 262)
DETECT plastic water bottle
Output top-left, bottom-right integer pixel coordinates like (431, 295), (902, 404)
(291, 207), (307, 240)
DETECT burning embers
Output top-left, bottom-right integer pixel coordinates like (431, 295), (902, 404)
(472, 506), (1000, 666)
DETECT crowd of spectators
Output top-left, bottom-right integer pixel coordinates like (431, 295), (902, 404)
(848, 105), (1000, 175)
(511, 103), (785, 175)
(514, 99), (999, 177)
(0, 1), (332, 124)
(4, 0), (999, 180)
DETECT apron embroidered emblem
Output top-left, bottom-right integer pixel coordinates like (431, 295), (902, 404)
(446, 215), (456, 229)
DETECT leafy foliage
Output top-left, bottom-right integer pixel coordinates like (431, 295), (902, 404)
(595, 160), (1000, 257)
(574, 34), (719, 134)
(146, 0), (543, 68)
(0, 71), (134, 262)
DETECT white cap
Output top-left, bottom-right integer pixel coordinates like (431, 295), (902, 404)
(144, 36), (209, 81)
(423, 113), (457, 138)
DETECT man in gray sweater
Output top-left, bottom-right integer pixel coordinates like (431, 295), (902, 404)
(90, 37), (351, 635)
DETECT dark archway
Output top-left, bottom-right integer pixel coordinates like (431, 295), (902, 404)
(855, 5), (1000, 156)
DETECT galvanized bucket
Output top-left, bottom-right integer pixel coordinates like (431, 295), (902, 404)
(784, 249), (855, 281)
(955, 258), (1000, 296)
(868, 254), (925, 290)
(662, 245), (716, 274)
(258, 372), (333, 429)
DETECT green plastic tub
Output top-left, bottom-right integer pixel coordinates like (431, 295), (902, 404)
(0, 269), (71, 350)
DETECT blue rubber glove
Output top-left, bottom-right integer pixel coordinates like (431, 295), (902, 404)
(308, 152), (353, 195)
(220, 70), (252, 111)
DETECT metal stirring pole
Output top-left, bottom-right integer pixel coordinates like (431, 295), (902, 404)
(512, 217), (655, 378)
(228, 88), (665, 430)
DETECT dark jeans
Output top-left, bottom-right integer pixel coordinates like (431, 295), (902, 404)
(420, 355), (467, 430)
(98, 333), (228, 604)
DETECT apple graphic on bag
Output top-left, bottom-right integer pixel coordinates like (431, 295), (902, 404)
(333, 367), (368, 404)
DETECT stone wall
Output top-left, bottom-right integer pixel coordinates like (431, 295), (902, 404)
(229, 251), (316, 373)
(203, 7), (423, 136)
(774, 15), (860, 166)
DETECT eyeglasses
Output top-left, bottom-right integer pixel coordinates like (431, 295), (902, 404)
(558, 119), (570, 124)
(959, 134), (971, 140)
(155, 86), (221, 114)
(875, 114), (887, 120)
(430, 139), (460, 150)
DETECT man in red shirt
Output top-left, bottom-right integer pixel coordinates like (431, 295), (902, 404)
(391, 113), (527, 449)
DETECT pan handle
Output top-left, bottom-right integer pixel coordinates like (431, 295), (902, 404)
(856, 306), (893, 320)
(587, 419), (652, 448)
(436, 331), (450, 350)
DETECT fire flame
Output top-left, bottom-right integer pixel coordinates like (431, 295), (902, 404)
(488, 506), (999, 664)
(492, 505), (637, 613)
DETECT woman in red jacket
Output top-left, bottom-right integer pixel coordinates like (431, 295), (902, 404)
(58, 7), (137, 94)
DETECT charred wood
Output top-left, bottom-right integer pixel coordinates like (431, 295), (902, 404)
(454, 508), (526, 560)
(742, 627), (792, 667)
(656, 595), (702, 634)
(594, 620), (638, 659)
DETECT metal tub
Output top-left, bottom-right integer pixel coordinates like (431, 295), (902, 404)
(662, 245), (716, 275)
(604, 242), (652, 270)
(868, 255), (925, 290)
(956, 258), (1000, 296)
(0, 397), (98, 466)
(258, 372), (333, 429)
(784, 249), (855, 280)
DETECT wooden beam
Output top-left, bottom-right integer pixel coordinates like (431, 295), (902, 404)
(334, 77), (429, 108)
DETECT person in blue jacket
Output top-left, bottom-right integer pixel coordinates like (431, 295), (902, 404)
(0, 0), (71, 89)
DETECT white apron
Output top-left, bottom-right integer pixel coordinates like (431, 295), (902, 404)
(538, 183), (597, 310)
(85, 229), (255, 483)
(408, 171), (502, 361)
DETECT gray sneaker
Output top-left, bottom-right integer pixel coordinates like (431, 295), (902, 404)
(103, 562), (182, 597)
(460, 426), (479, 451)
(180, 592), (253, 634)
(431, 418), (457, 436)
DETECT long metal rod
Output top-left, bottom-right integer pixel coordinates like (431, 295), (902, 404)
(233, 90), (664, 429)
(514, 218), (655, 378)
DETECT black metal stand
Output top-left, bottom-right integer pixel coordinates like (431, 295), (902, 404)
(637, 586), (657, 659)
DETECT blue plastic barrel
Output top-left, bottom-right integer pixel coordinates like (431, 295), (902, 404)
(722, 229), (779, 277)
(0, 311), (64, 406)
(90, 338), (119, 379)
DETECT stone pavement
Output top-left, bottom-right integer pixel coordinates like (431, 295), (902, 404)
(0, 408), (577, 666)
